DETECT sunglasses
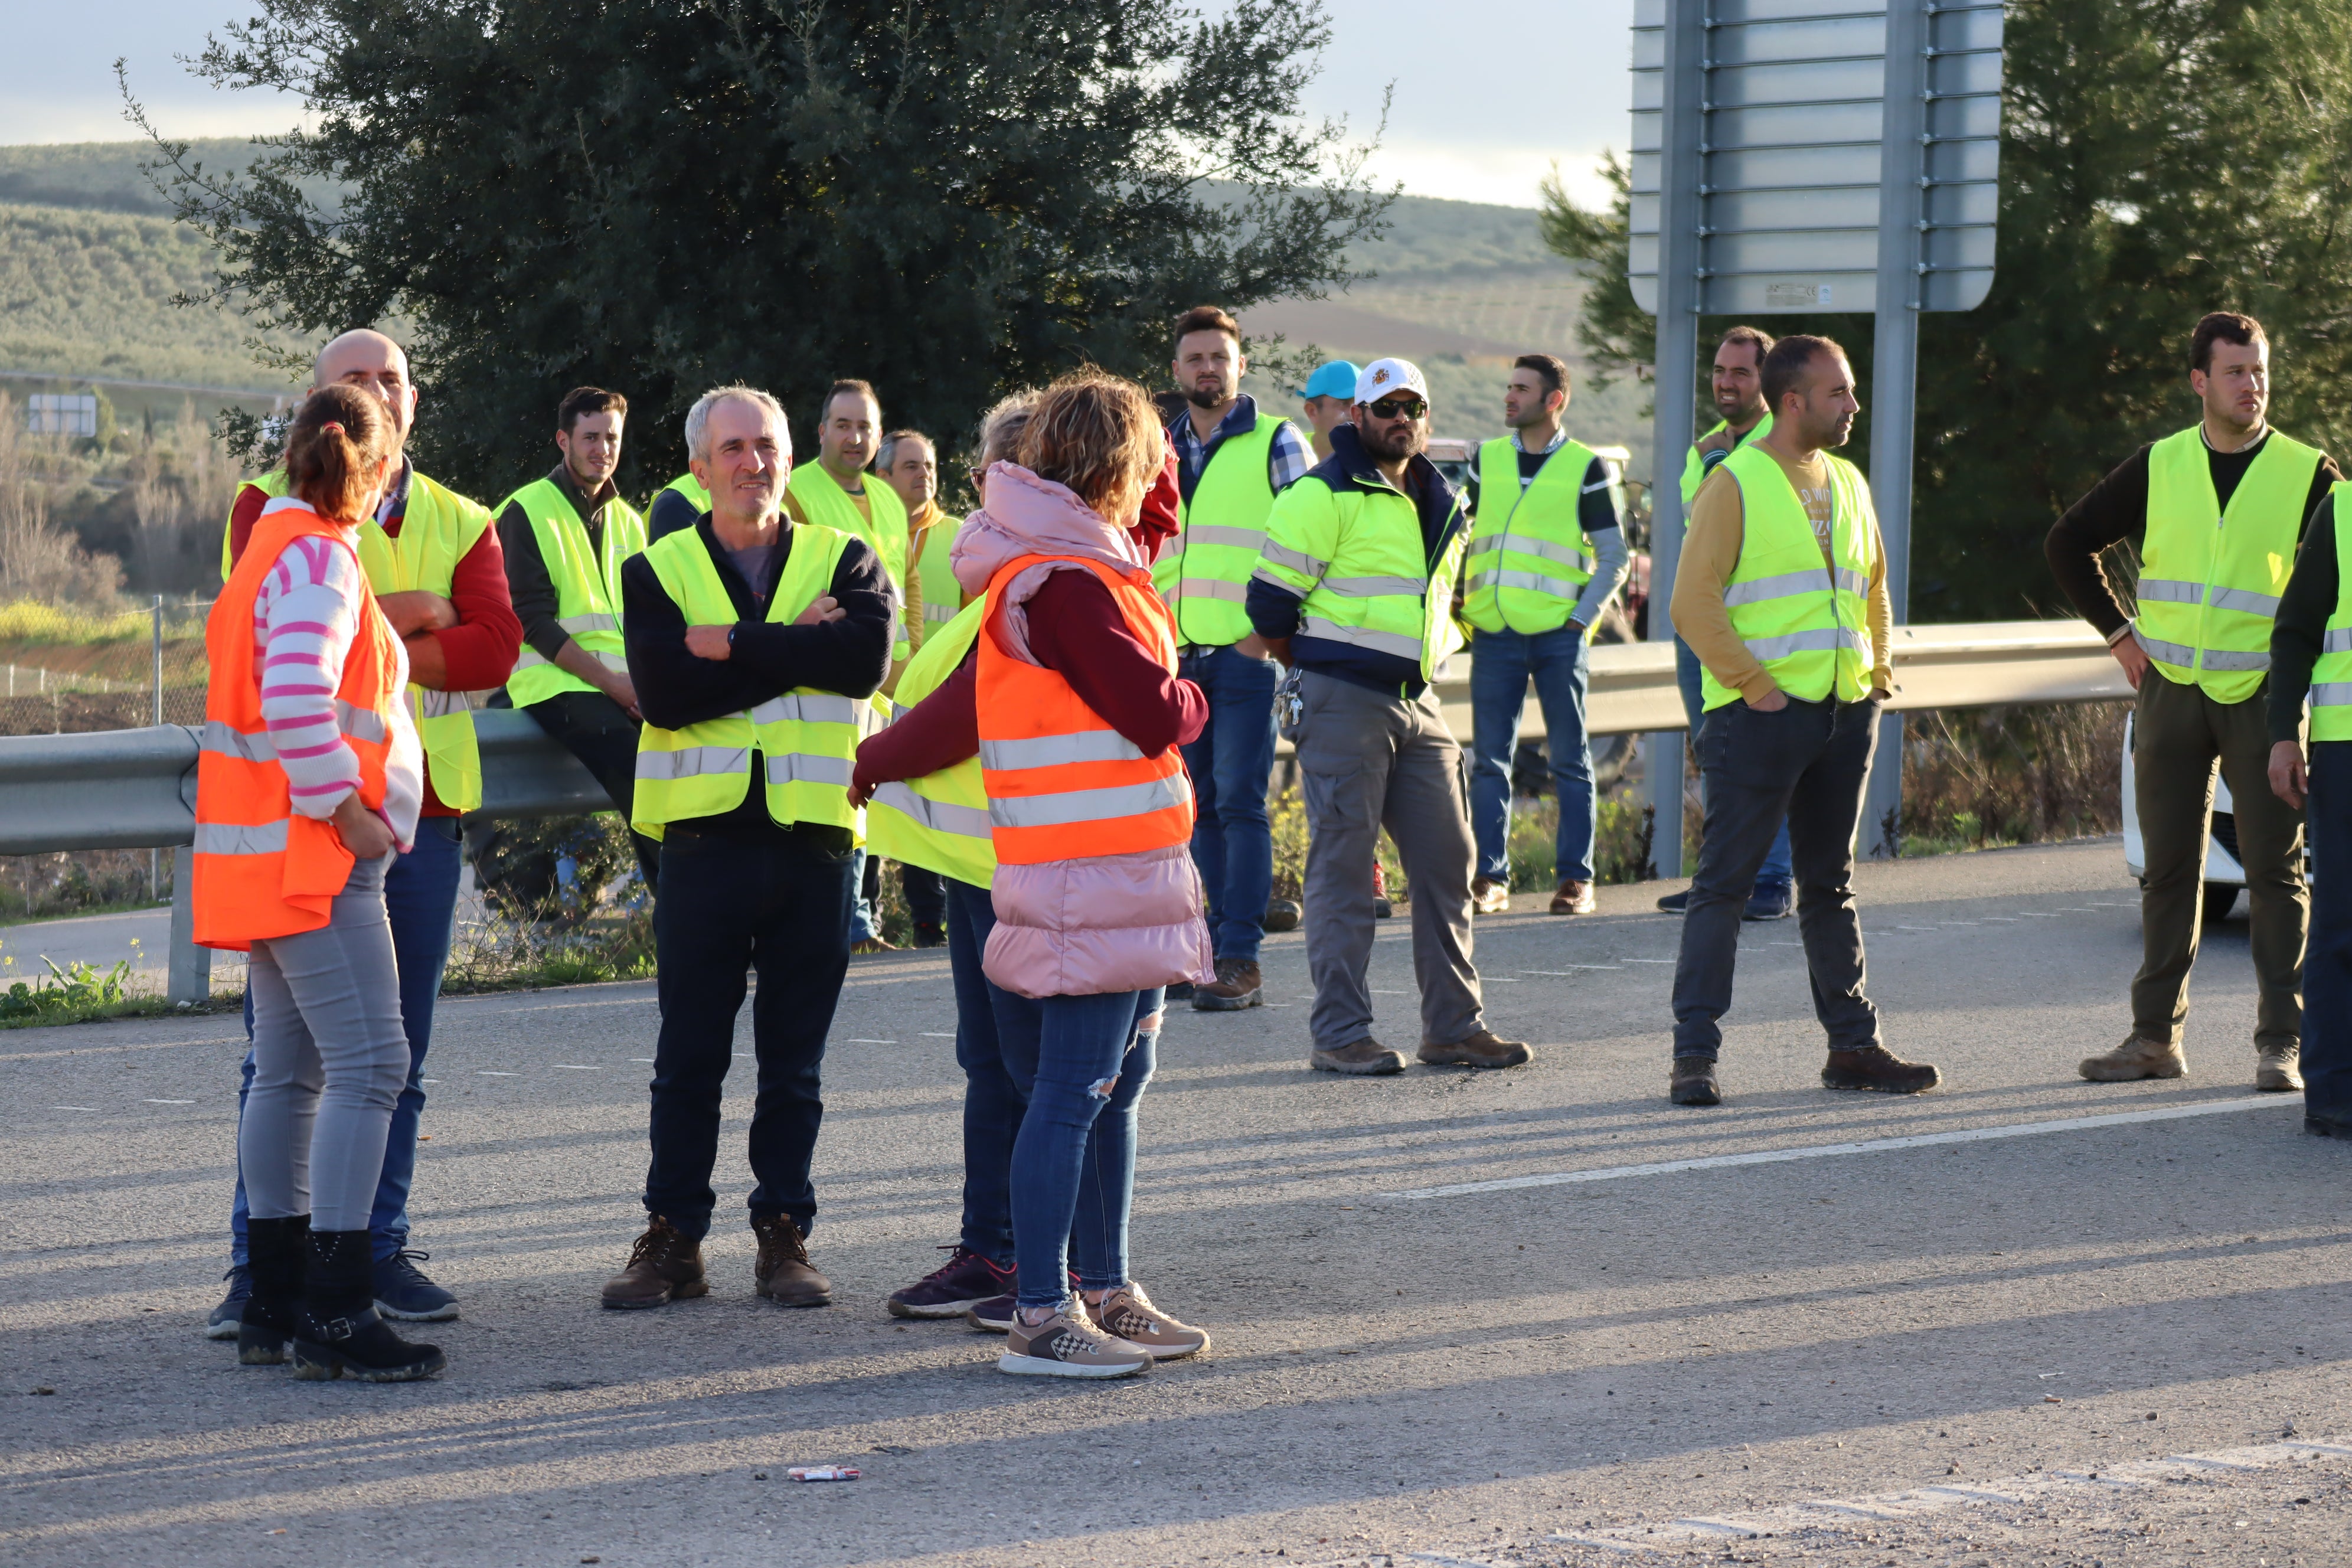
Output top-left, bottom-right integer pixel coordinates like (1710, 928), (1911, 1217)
(1367, 396), (1428, 421)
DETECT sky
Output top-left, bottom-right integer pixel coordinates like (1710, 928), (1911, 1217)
(4, 0), (1636, 211)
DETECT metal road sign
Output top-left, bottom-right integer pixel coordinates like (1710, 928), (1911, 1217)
(1628, 0), (2004, 316)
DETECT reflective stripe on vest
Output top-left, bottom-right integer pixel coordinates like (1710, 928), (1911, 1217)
(1153, 415), (1287, 646)
(2135, 424), (2320, 704)
(1462, 436), (1603, 635)
(499, 476), (648, 707)
(1257, 470), (1469, 682)
(629, 523), (873, 840)
(1679, 412), (1773, 507)
(789, 463), (911, 664)
(2307, 481), (2352, 740)
(862, 597), (995, 884)
(977, 554), (1193, 865)
(1698, 443), (1879, 712)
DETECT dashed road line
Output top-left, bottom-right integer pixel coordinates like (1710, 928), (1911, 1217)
(477, 1071), (519, 1077)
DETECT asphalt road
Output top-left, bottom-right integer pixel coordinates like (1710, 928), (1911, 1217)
(2, 835), (2347, 1567)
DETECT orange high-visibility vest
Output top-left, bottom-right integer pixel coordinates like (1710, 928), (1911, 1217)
(976, 553), (1195, 865)
(194, 503), (404, 951)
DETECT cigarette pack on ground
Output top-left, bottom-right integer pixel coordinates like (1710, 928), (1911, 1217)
(786, 1466), (860, 1482)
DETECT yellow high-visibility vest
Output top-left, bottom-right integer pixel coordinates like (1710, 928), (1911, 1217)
(789, 463), (911, 664)
(497, 476), (646, 708)
(1699, 442), (1877, 712)
(861, 600), (993, 885)
(1152, 414), (1286, 645)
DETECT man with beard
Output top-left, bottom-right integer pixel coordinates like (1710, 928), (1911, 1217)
(1246, 358), (1529, 1077)
(1158, 305), (1314, 1009)
(1665, 335), (1937, 1108)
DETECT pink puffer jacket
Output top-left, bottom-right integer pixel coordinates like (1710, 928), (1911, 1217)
(953, 464), (1214, 999)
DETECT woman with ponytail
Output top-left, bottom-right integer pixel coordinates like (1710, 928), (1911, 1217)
(194, 384), (440, 1381)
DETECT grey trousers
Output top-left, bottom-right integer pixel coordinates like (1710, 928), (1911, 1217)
(1295, 669), (1484, 1051)
(239, 854), (410, 1233)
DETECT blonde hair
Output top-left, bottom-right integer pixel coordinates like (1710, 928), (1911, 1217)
(1014, 373), (1163, 524)
(976, 390), (1041, 468)
(283, 385), (396, 522)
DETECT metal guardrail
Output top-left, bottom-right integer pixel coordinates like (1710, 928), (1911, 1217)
(0, 622), (2132, 1005)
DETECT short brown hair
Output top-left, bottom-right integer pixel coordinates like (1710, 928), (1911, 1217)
(1513, 353), (1571, 400)
(1718, 325), (1775, 365)
(1760, 334), (1847, 413)
(284, 385), (396, 522)
(2190, 312), (2266, 374)
(1173, 305), (1241, 351)
(824, 378), (880, 419)
(558, 386), (626, 433)
(1016, 372), (1165, 522)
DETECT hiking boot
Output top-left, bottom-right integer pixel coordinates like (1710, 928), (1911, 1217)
(2256, 1044), (2304, 1093)
(1087, 1283), (1210, 1360)
(600, 1216), (709, 1309)
(237, 1214), (308, 1367)
(1550, 878), (1597, 916)
(206, 1265), (251, 1341)
(965, 1292), (1017, 1333)
(1823, 1045), (1942, 1094)
(2077, 1035), (2186, 1083)
(1309, 1038), (1407, 1076)
(1193, 957), (1263, 1011)
(290, 1229), (446, 1383)
(1744, 883), (1794, 921)
(1657, 888), (1690, 913)
(751, 1213), (832, 1307)
(373, 1249), (458, 1322)
(1471, 876), (1511, 916)
(1419, 1030), (1533, 1069)
(1669, 1056), (1721, 1106)
(1263, 899), (1302, 934)
(999, 1299), (1153, 1379)
(888, 1246), (1011, 1319)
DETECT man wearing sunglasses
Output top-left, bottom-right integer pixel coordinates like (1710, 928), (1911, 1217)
(1245, 358), (1529, 1077)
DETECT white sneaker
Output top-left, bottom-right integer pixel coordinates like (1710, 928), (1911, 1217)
(999, 1299), (1153, 1378)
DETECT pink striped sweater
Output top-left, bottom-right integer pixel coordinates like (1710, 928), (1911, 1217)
(253, 497), (424, 851)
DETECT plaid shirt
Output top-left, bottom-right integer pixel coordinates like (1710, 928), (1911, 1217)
(1168, 394), (1314, 498)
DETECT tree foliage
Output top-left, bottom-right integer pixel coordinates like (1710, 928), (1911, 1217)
(132, 0), (1391, 502)
(1543, 0), (2352, 620)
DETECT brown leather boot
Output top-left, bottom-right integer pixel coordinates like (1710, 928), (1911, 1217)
(1419, 1030), (1533, 1069)
(1192, 958), (1263, 1011)
(1822, 1045), (1941, 1094)
(599, 1216), (708, 1310)
(751, 1214), (832, 1307)
(1550, 878), (1596, 915)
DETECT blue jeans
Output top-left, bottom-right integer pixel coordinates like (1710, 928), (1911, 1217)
(1469, 625), (1596, 884)
(848, 847), (877, 943)
(1178, 645), (1278, 962)
(946, 877), (1021, 1266)
(999, 986), (1161, 1307)
(229, 815), (464, 1265)
(2307, 742), (2352, 1132)
(1675, 635), (1791, 892)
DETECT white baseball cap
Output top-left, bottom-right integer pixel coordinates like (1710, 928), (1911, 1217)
(1354, 357), (1430, 407)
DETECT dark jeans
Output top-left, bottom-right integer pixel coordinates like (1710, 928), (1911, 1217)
(643, 824), (854, 1240)
(1469, 625), (1595, 883)
(525, 690), (661, 894)
(1672, 695), (1883, 1060)
(947, 877), (1021, 1265)
(229, 815), (464, 1265)
(1179, 644), (1278, 962)
(1000, 986), (1161, 1307)
(903, 864), (947, 934)
(1675, 635), (1792, 892)
(2305, 743), (2352, 1131)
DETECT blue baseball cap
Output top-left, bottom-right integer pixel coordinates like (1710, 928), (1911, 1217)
(1301, 360), (1360, 400)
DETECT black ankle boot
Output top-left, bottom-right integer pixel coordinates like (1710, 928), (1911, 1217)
(238, 1214), (310, 1366)
(292, 1229), (447, 1383)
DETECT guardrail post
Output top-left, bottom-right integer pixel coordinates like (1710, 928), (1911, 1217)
(166, 845), (211, 1005)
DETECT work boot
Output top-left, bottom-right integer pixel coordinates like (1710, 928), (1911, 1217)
(1550, 878), (1597, 916)
(1669, 1056), (1721, 1106)
(1471, 876), (1511, 916)
(751, 1213), (832, 1307)
(2256, 1044), (2304, 1093)
(1419, 1030), (1533, 1069)
(1309, 1038), (1407, 1076)
(237, 1214), (309, 1367)
(290, 1229), (446, 1382)
(1822, 1045), (1941, 1094)
(2077, 1035), (2187, 1083)
(1263, 899), (1302, 933)
(1193, 957), (1263, 1011)
(600, 1216), (709, 1309)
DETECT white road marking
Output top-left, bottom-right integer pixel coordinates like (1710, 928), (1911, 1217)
(1619, 958), (1675, 964)
(478, 1071), (519, 1077)
(847, 1038), (897, 1044)
(630, 1058), (654, 1063)
(550, 1064), (600, 1070)
(50, 1106), (97, 1112)
(1386, 1096), (2288, 1200)
(140, 1099), (194, 1105)
(920, 1031), (956, 1037)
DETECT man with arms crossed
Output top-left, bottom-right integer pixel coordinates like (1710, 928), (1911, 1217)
(1667, 335), (1939, 1107)
(2048, 312), (2338, 1092)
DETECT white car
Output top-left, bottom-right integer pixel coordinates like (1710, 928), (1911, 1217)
(2119, 711), (2279, 926)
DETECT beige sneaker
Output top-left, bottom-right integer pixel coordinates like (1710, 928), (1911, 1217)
(2256, 1045), (2304, 1092)
(1087, 1283), (1210, 1360)
(999, 1299), (1153, 1379)
(2078, 1035), (2187, 1082)
(1471, 876), (1512, 916)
